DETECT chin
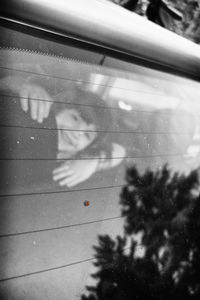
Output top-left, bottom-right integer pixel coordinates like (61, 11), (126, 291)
(58, 138), (76, 152)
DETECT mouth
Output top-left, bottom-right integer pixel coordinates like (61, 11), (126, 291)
(60, 129), (76, 148)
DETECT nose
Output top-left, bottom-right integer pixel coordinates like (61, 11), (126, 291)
(72, 130), (80, 139)
(68, 130), (82, 146)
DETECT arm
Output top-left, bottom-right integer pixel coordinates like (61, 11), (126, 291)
(0, 75), (25, 93)
(96, 143), (126, 172)
(52, 143), (126, 187)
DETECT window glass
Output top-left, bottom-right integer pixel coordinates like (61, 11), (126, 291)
(0, 24), (200, 299)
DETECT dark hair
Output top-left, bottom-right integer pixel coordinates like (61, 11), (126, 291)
(55, 88), (113, 158)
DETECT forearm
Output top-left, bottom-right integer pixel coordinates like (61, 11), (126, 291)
(0, 75), (26, 93)
(96, 143), (126, 172)
(0, 64), (52, 94)
(96, 152), (110, 172)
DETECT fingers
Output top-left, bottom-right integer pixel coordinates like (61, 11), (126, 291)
(37, 100), (52, 123)
(53, 163), (71, 174)
(52, 168), (74, 181)
(58, 175), (77, 187)
(30, 96), (38, 121)
(19, 90), (29, 112)
(53, 160), (96, 187)
(58, 174), (81, 187)
(53, 170), (85, 187)
(44, 101), (52, 119)
(37, 100), (45, 123)
(52, 163), (83, 187)
(19, 84), (53, 123)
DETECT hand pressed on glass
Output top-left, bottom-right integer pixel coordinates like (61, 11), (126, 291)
(0, 75), (53, 123)
(19, 83), (53, 123)
(52, 142), (126, 187)
(52, 159), (99, 187)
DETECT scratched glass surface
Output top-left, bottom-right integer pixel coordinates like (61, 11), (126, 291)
(0, 24), (200, 299)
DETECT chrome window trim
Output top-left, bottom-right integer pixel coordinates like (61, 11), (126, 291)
(0, 0), (200, 79)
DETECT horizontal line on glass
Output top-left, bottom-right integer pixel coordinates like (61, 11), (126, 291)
(0, 184), (124, 198)
(0, 65), (164, 96)
(0, 93), (185, 115)
(0, 246), (133, 282)
(0, 216), (122, 239)
(0, 153), (192, 161)
(0, 123), (194, 135)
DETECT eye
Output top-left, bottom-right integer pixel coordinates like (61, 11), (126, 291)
(72, 114), (79, 121)
(83, 132), (89, 140)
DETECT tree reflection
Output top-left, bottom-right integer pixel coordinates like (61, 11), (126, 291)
(82, 165), (200, 299)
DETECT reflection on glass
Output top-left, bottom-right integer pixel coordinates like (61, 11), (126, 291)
(0, 27), (200, 300)
(0, 54), (126, 191)
(0, 47), (200, 194)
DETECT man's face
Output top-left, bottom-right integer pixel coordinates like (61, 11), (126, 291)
(56, 108), (97, 153)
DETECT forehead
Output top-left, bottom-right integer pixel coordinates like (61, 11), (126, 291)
(57, 107), (96, 126)
(57, 108), (82, 119)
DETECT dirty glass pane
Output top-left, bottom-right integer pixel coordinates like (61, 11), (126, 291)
(0, 25), (200, 299)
